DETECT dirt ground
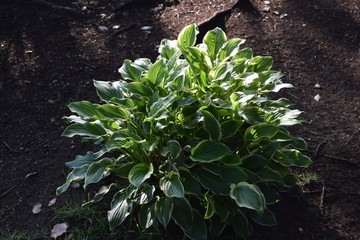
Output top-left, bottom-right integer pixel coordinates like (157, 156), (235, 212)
(0, 0), (359, 239)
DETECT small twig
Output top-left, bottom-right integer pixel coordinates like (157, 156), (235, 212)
(108, 24), (136, 38)
(343, 127), (360, 146)
(79, 61), (97, 69)
(317, 153), (360, 168)
(3, 141), (21, 153)
(319, 180), (325, 214)
(31, 0), (78, 13)
(314, 140), (327, 158)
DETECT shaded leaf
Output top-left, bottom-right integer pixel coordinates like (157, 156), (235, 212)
(230, 182), (265, 214)
(191, 140), (231, 163)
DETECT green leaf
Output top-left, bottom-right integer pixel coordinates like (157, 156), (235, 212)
(155, 196), (173, 227)
(125, 82), (153, 97)
(203, 27), (227, 61)
(90, 183), (118, 204)
(159, 39), (178, 60)
(129, 163), (154, 188)
(218, 38), (245, 61)
(172, 197), (193, 233)
(238, 107), (265, 123)
(108, 189), (133, 229)
(115, 162), (136, 178)
(209, 215), (226, 238)
(65, 149), (105, 169)
(244, 123), (279, 141)
(98, 104), (130, 119)
(84, 158), (113, 188)
(230, 210), (250, 239)
(184, 209), (207, 240)
(149, 94), (176, 117)
(247, 208), (277, 226)
(248, 56), (273, 72)
(127, 184), (155, 204)
(241, 154), (268, 171)
(221, 154), (242, 166)
(138, 203), (154, 230)
(147, 59), (167, 86)
(222, 166), (248, 184)
(191, 140), (231, 163)
(94, 80), (125, 102)
(200, 110), (222, 141)
(230, 182), (266, 215)
(213, 197), (230, 222)
(119, 59), (142, 80)
(178, 167), (202, 196)
(221, 120), (243, 138)
(56, 167), (87, 195)
(68, 101), (102, 119)
(273, 150), (312, 167)
(257, 183), (280, 204)
(160, 171), (185, 198)
(161, 140), (182, 160)
(256, 167), (283, 183)
(233, 47), (253, 59)
(252, 141), (280, 159)
(177, 24), (198, 49)
(195, 168), (229, 195)
(204, 193), (215, 219)
(62, 121), (107, 138)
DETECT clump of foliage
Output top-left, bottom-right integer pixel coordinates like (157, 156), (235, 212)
(57, 24), (312, 239)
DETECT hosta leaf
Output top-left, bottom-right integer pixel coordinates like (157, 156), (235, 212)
(204, 193), (215, 219)
(147, 59), (167, 86)
(252, 141), (280, 159)
(177, 24), (198, 49)
(289, 137), (308, 150)
(94, 80), (125, 102)
(184, 209), (207, 240)
(161, 140), (182, 159)
(159, 39), (178, 60)
(125, 82), (153, 97)
(283, 173), (298, 187)
(62, 121), (107, 138)
(213, 197), (229, 222)
(244, 123), (279, 141)
(241, 154), (268, 171)
(172, 197), (193, 233)
(127, 184), (155, 204)
(195, 168), (229, 195)
(108, 189), (132, 229)
(129, 163), (154, 188)
(218, 38), (245, 61)
(209, 215), (226, 238)
(119, 59), (142, 81)
(256, 166), (283, 183)
(65, 149), (105, 169)
(138, 204), (154, 230)
(257, 183), (280, 204)
(84, 158), (113, 188)
(178, 167), (202, 196)
(230, 182), (266, 215)
(68, 101), (102, 119)
(221, 120), (243, 138)
(203, 27), (227, 61)
(238, 107), (265, 124)
(115, 162), (136, 178)
(200, 110), (222, 141)
(247, 208), (277, 226)
(98, 104), (130, 119)
(90, 183), (118, 204)
(248, 56), (273, 72)
(56, 167), (87, 195)
(109, 98), (135, 109)
(190, 140), (231, 163)
(160, 171), (185, 198)
(230, 210), (250, 239)
(149, 94), (176, 117)
(155, 196), (173, 227)
(233, 47), (253, 59)
(273, 150), (312, 167)
(222, 166), (248, 184)
(221, 154), (242, 166)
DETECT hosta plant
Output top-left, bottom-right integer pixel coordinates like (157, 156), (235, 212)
(57, 24), (312, 239)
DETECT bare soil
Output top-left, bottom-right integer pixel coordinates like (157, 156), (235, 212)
(1, 0), (359, 239)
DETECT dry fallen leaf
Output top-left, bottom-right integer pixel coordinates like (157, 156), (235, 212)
(32, 203), (42, 214)
(48, 198), (57, 207)
(70, 182), (80, 189)
(315, 83), (322, 89)
(314, 94), (321, 101)
(51, 223), (68, 239)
